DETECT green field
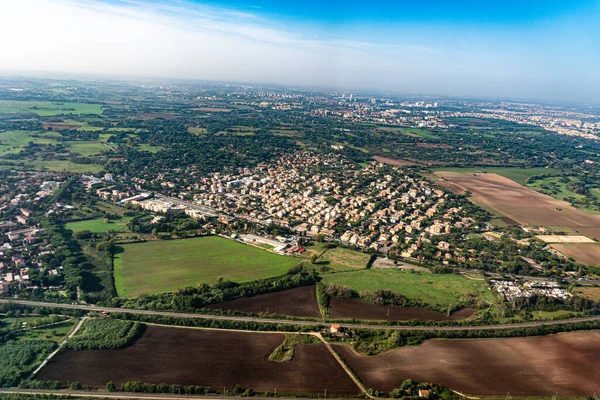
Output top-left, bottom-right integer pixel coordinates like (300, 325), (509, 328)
(113, 236), (301, 297)
(322, 269), (495, 307)
(0, 315), (77, 344)
(0, 100), (103, 116)
(66, 216), (133, 233)
(65, 141), (108, 156)
(137, 143), (164, 153)
(27, 160), (103, 173)
(0, 131), (59, 155)
(403, 127), (439, 139)
(432, 166), (561, 185)
(305, 243), (371, 271)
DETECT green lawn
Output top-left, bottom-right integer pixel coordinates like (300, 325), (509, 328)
(0, 316), (77, 344)
(432, 166), (561, 185)
(305, 243), (371, 272)
(322, 269), (495, 307)
(527, 176), (582, 199)
(16, 320), (77, 344)
(66, 216), (133, 233)
(113, 236), (301, 297)
(137, 143), (164, 153)
(27, 160), (103, 173)
(403, 127), (438, 139)
(65, 141), (108, 156)
(0, 100), (103, 116)
(0, 131), (59, 155)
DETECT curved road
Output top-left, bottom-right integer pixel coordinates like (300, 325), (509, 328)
(2, 298), (600, 331)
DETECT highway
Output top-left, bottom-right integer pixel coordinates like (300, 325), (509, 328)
(2, 298), (600, 331)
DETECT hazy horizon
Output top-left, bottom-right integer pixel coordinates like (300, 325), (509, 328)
(1, 0), (599, 103)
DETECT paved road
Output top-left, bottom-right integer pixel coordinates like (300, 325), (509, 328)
(0, 388), (352, 400)
(2, 298), (600, 331)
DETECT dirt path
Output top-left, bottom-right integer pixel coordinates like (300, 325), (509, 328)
(28, 317), (86, 380)
(309, 332), (371, 398)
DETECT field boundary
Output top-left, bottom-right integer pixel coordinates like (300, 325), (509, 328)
(28, 317), (85, 380)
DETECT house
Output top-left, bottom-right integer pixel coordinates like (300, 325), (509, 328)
(418, 389), (430, 398)
(330, 324), (342, 334)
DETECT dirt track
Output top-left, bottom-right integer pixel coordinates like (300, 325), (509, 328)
(334, 331), (600, 396)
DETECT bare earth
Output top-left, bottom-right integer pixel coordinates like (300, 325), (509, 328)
(435, 172), (600, 229)
(334, 331), (600, 396)
(328, 298), (474, 321)
(550, 243), (600, 265)
(38, 326), (359, 395)
(537, 235), (596, 243)
(205, 286), (322, 318)
(372, 156), (416, 166)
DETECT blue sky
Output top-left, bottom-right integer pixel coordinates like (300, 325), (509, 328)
(1, 0), (599, 103)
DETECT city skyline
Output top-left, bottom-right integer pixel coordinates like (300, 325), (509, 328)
(1, 0), (599, 103)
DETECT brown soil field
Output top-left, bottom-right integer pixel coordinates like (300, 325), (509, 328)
(436, 172), (600, 228)
(334, 331), (600, 396)
(499, 216), (519, 225)
(328, 298), (474, 321)
(137, 113), (179, 120)
(205, 286), (322, 318)
(416, 142), (454, 149)
(42, 122), (82, 130)
(38, 326), (359, 395)
(574, 227), (600, 241)
(550, 244), (600, 265)
(372, 156), (416, 166)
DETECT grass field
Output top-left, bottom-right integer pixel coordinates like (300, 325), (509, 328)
(187, 126), (207, 135)
(0, 130), (59, 155)
(66, 216), (133, 233)
(0, 100), (103, 116)
(305, 243), (371, 271)
(403, 127), (438, 139)
(0, 315), (77, 344)
(113, 236), (301, 297)
(137, 143), (164, 153)
(27, 159), (103, 173)
(322, 269), (495, 307)
(65, 141), (108, 156)
(574, 286), (600, 301)
(431, 167), (560, 185)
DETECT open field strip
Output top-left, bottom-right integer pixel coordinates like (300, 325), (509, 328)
(536, 235), (596, 243)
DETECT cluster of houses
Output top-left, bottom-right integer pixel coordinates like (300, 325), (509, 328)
(490, 279), (571, 301)
(123, 152), (476, 254)
(0, 172), (66, 296)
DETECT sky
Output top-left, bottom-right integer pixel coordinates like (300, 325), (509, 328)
(0, 0), (599, 103)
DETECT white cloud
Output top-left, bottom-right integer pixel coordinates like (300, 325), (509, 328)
(0, 0), (597, 102)
(0, 0), (442, 87)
